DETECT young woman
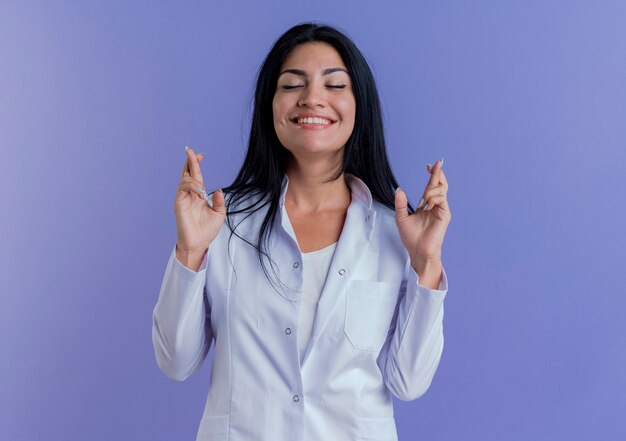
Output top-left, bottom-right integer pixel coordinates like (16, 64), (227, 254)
(153, 22), (451, 441)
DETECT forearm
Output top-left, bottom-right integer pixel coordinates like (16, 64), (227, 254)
(153, 245), (211, 381)
(378, 261), (448, 401)
(175, 244), (208, 272)
(410, 258), (443, 289)
(381, 307), (444, 401)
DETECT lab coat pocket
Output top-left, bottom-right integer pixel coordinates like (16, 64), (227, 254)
(345, 281), (397, 352)
(196, 414), (229, 440)
(355, 416), (398, 441)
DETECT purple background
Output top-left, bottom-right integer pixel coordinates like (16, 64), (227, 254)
(2, 1), (625, 440)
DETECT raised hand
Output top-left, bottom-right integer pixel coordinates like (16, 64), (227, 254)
(394, 159), (451, 283)
(174, 146), (226, 267)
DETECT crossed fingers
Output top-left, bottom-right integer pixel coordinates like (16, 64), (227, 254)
(418, 159), (448, 211)
(181, 145), (209, 201)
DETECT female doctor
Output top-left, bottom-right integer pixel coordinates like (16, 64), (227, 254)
(153, 22), (451, 441)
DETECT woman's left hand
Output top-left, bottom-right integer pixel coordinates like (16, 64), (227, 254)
(394, 158), (451, 266)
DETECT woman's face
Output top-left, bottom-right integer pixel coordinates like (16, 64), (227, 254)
(272, 42), (356, 162)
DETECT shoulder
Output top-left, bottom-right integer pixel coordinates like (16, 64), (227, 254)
(207, 188), (268, 217)
(373, 200), (397, 227)
(373, 199), (407, 251)
(210, 188), (273, 235)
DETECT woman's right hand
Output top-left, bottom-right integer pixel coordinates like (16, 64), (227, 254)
(174, 146), (226, 257)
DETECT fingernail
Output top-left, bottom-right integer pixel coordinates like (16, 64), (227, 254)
(395, 186), (401, 194)
(423, 203), (429, 210)
(198, 187), (209, 200)
(217, 188), (223, 193)
(185, 145), (189, 152)
(417, 197), (424, 208)
(440, 157), (444, 167)
(426, 163), (433, 171)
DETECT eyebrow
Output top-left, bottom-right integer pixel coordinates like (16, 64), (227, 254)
(278, 67), (349, 77)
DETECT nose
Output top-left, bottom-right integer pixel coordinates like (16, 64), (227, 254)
(297, 82), (325, 108)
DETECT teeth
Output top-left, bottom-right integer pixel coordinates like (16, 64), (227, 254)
(296, 117), (332, 125)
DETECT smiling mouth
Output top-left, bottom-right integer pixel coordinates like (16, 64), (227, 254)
(290, 116), (337, 125)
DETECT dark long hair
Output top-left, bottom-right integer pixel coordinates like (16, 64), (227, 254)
(220, 22), (415, 299)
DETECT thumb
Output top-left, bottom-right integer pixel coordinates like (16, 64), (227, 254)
(395, 187), (410, 223)
(197, 153), (205, 162)
(211, 188), (227, 215)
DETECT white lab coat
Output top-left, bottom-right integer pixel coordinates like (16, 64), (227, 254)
(152, 173), (449, 441)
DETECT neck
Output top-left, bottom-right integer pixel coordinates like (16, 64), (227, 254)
(284, 160), (351, 214)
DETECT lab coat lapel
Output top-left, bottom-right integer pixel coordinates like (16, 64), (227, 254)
(300, 174), (376, 367)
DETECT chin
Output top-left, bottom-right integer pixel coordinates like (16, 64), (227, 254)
(286, 141), (345, 156)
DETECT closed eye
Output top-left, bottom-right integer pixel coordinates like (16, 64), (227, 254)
(280, 85), (347, 90)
